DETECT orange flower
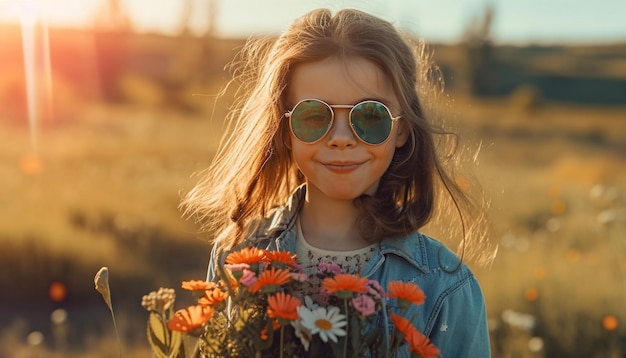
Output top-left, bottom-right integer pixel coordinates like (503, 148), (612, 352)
(267, 292), (302, 322)
(406, 329), (440, 358)
(263, 250), (297, 267)
(167, 305), (214, 332)
(249, 268), (291, 293)
(198, 287), (229, 306)
(387, 281), (425, 307)
(260, 327), (269, 341)
(390, 313), (418, 337)
(322, 274), (368, 297)
(225, 247), (265, 265)
(181, 280), (217, 291)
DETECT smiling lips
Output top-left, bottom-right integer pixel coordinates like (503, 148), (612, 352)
(323, 161), (362, 174)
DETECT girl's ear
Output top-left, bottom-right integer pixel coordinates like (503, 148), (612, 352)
(394, 121), (409, 148)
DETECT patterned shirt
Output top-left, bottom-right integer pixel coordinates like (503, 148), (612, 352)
(294, 216), (376, 304)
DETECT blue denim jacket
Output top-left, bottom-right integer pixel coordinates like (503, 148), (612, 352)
(207, 186), (491, 357)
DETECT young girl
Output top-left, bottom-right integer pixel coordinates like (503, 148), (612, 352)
(184, 8), (495, 357)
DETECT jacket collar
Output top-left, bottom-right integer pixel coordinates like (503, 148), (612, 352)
(260, 184), (430, 274)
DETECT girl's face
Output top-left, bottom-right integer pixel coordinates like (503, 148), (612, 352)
(287, 55), (408, 201)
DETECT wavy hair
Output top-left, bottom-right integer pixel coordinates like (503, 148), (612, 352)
(182, 8), (496, 266)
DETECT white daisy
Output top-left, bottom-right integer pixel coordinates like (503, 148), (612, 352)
(291, 318), (312, 351)
(303, 295), (320, 310)
(298, 306), (347, 343)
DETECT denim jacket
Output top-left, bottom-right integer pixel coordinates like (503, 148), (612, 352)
(207, 186), (491, 357)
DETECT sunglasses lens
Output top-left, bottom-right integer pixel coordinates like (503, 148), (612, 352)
(290, 100), (332, 142)
(351, 101), (392, 145)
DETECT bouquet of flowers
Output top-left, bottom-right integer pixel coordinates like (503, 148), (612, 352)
(141, 247), (439, 358)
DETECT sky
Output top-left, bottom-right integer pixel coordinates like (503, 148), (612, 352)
(1, 0), (625, 45)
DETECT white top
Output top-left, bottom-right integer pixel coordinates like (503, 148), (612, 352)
(295, 216), (376, 304)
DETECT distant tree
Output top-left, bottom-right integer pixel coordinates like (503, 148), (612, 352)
(462, 4), (496, 96)
(92, 0), (132, 101)
(93, 0), (132, 33)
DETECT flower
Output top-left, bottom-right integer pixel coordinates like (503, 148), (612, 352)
(225, 247), (265, 265)
(143, 248), (437, 357)
(390, 314), (439, 357)
(406, 329), (440, 358)
(198, 287), (229, 306)
(267, 292), (302, 322)
(391, 313), (417, 337)
(249, 267), (291, 293)
(366, 279), (385, 299)
(167, 305), (214, 333)
(322, 273), (368, 297)
(291, 318), (313, 351)
(239, 269), (257, 287)
(352, 294), (376, 317)
(263, 250), (297, 267)
(142, 287), (176, 313)
(387, 281), (426, 308)
(224, 263), (250, 272)
(318, 262), (342, 275)
(298, 306), (347, 343)
(181, 280), (216, 291)
(290, 272), (308, 282)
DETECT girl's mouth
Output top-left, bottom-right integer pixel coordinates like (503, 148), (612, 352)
(324, 162), (361, 174)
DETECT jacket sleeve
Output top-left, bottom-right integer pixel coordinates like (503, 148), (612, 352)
(427, 274), (491, 357)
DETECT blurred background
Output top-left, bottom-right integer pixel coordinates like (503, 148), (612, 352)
(0, 0), (625, 357)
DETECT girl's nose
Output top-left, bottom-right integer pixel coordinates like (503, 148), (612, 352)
(326, 110), (357, 148)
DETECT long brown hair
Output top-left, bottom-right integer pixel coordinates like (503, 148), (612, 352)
(182, 8), (496, 265)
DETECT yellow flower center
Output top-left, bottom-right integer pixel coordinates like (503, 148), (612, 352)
(315, 319), (332, 330)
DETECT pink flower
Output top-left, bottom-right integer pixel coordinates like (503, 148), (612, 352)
(290, 272), (309, 282)
(318, 262), (342, 275)
(352, 294), (376, 317)
(366, 280), (385, 299)
(239, 269), (257, 287)
(224, 263), (250, 272)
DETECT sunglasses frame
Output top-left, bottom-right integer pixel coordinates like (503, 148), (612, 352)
(285, 98), (401, 145)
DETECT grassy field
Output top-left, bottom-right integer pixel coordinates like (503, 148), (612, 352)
(1, 28), (625, 357)
(1, 94), (624, 357)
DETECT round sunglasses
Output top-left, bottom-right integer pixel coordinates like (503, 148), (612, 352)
(285, 99), (401, 145)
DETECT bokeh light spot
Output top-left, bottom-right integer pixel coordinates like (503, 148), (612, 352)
(524, 287), (539, 302)
(602, 315), (619, 331)
(19, 153), (44, 175)
(49, 281), (67, 302)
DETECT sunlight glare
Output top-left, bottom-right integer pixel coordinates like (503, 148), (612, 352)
(15, 0), (54, 175)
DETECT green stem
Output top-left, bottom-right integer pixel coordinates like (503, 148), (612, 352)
(343, 299), (348, 358)
(108, 305), (122, 358)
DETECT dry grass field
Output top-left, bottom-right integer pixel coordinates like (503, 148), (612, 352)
(0, 27), (625, 357)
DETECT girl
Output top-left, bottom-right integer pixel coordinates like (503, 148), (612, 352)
(184, 8), (495, 357)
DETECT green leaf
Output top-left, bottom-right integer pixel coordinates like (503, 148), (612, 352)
(147, 313), (169, 358)
(147, 312), (184, 358)
(167, 330), (183, 358)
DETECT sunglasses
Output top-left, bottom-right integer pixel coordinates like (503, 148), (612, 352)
(285, 99), (401, 145)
